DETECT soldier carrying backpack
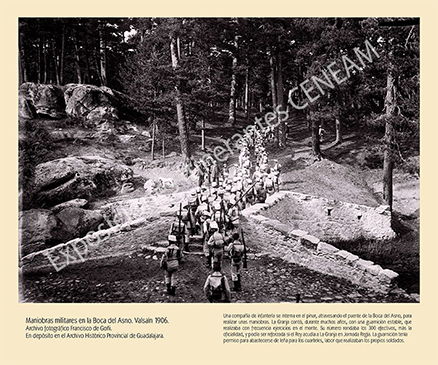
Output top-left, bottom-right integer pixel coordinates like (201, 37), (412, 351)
(203, 262), (231, 303)
(207, 221), (225, 269)
(160, 235), (182, 296)
(227, 233), (245, 291)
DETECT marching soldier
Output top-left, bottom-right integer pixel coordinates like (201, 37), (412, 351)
(272, 160), (282, 191)
(210, 160), (219, 185)
(169, 210), (187, 253)
(203, 218), (214, 268)
(227, 233), (245, 291)
(264, 168), (276, 196)
(203, 262), (231, 303)
(160, 235), (182, 296)
(227, 199), (239, 230)
(207, 221), (226, 269)
(254, 180), (267, 203)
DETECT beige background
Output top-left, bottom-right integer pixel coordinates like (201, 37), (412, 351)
(1, 2), (437, 364)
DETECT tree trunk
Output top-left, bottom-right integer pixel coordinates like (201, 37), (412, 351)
(19, 32), (28, 84)
(228, 36), (238, 126)
(99, 29), (107, 86)
(43, 40), (48, 84)
(383, 122), (394, 209)
(37, 39), (43, 83)
(84, 44), (91, 84)
(73, 35), (82, 84)
(151, 119), (156, 160)
(244, 64), (249, 119)
(201, 119), (205, 151)
(177, 37), (181, 59)
(51, 40), (60, 85)
(311, 119), (322, 159)
(334, 118), (343, 144)
(170, 34), (191, 164)
(275, 51), (286, 147)
(269, 52), (279, 146)
(382, 58), (397, 210)
(18, 48), (23, 86)
(60, 26), (65, 85)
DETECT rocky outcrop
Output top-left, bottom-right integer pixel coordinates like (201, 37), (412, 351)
(33, 156), (133, 208)
(50, 199), (89, 214)
(18, 92), (37, 119)
(55, 207), (103, 239)
(19, 209), (61, 257)
(64, 84), (119, 125)
(18, 82), (139, 125)
(19, 207), (104, 257)
(19, 83), (65, 118)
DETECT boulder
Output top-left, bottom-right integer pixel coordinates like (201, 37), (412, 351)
(19, 207), (104, 257)
(64, 84), (119, 124)
(50, 199), (89, 214)
(19, 83), (65, 118)
(55, 207), (103, 239)
(18, 92), (37, 119)
(19, 209), (61, 256)
(33, 156), (132, 207)
(144, 179), (160, 195)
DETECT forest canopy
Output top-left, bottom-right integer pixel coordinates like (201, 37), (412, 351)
(18, 17), (419, 177)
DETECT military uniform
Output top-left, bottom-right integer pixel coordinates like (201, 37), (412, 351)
(160, 236), (182, 296)
(203, 263), (231, 303)
(264, 173), (276, 196)
(254, 183), (267, 203)
(207, 227), (225, 270)
(227, 235), (244, 291)
(169, 220), (187, 253)
(210, 161), (219, 185)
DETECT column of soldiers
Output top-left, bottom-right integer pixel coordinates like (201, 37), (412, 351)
(160, 123), (282, 302)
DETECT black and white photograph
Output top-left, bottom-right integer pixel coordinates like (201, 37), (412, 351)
(18, 17), (420, 304)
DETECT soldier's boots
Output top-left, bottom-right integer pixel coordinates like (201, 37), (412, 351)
(170, 287), (176, 296)
(166, 283), (172, 294)
(237, 275), (242, 292)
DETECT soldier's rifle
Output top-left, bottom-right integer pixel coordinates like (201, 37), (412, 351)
(230, 180), (258, 210)
(239, 224), (248, 269)
(178, 203), (184, 250)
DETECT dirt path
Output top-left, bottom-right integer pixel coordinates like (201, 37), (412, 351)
(20, 248), (415, 304)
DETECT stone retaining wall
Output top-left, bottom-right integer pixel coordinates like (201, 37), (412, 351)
(261, 191), (395, 241)
(242, 191), (399, 293)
